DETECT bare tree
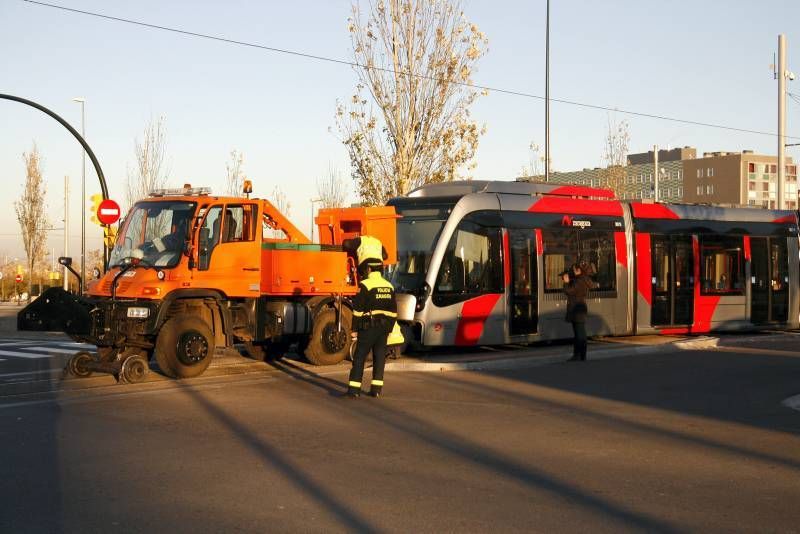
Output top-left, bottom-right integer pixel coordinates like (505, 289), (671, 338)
(518, 141), (544, 179)
(270, 186), (291, 216)
(126, 116), (169, 209)
(336, 0), (489, 205)
(266, 186), (292, 239)
(224, 149), (246, 197)
(602, 115), (630, 198)
(316, 164), (349, 208)
(14, 144), (49, 301)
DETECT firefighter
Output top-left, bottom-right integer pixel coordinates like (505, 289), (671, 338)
(343, 235), (388, 278)
(346, 236), (397, 399)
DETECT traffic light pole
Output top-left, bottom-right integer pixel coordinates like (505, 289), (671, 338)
(0, 93), (110, 274)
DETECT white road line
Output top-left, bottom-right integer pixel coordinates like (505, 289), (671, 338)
(782, 394), (800, 412)
(22, 347), (87, 355)
(0, 349), (54, 359)
(0, 368), (63, 379)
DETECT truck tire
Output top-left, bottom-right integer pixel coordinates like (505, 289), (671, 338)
(243, 341), (288, 362)
(155, 316), (215, 378)
(304, 307), (352, 366)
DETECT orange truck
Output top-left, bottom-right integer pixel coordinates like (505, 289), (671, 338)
(18, 183), (398, 383)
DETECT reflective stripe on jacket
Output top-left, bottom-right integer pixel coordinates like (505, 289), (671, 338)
(352, 271), (397, 331)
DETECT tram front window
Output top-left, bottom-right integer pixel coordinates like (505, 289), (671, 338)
(388, 203), (452, 295)
(391, 219), (445, 293)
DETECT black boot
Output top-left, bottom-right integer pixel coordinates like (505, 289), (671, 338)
(344, 383), (361, 399)
(369, 382), (383, 398)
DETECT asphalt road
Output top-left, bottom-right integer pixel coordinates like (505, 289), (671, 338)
(0, 313), (799, 532)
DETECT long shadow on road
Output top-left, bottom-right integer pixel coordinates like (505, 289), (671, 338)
(267, 358), (681, 533)
(180, 382), (378, 532)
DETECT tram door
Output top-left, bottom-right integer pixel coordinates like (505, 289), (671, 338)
(750, 237), (789, 323)
(508, 229), (538, 335)
(651, 235), (694, 326)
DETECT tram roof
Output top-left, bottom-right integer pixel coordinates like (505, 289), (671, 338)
(631, 201), (797, 224)
(406, 180), (614, 199)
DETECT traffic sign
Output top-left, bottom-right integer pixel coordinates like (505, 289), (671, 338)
(97, 199), (121, 225)
(15, 274), (22, 283)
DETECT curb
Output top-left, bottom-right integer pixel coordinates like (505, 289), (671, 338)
(383, 337), (714, 373)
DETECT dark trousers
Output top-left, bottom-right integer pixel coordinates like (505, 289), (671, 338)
(571, 321), (587, 360)
(348, 325), (389, 391)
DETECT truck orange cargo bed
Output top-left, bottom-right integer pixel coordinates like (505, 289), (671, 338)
(260, 243), (357, 296)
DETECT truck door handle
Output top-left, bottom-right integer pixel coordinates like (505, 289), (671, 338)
(242, 267), (259, 271)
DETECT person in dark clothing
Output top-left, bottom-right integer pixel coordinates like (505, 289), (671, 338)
(345, 240), (397, 399)
(563, 263), (592, 361)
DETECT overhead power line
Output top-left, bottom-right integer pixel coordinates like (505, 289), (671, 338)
(20, 0), (800, 140)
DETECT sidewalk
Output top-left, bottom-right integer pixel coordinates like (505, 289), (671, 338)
(383, 335), (719, 373)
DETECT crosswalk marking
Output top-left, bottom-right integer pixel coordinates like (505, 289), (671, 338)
(0, 349), (54, 359)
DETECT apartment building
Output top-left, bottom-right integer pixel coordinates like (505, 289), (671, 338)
(523, 147), (694, 201)
(521, 146), (798, 208)
(682, 151), (797, 209)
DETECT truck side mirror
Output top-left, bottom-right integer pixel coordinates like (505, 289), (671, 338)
(58, 257), (72, 267)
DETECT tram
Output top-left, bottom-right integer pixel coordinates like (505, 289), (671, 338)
(387, 181), (800, 348)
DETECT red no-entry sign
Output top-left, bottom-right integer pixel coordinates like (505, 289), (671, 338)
(97, 199), (121, 225)
(15, 274), (22, 283)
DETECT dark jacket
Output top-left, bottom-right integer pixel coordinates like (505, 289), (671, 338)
(351, 271), (398, 332)
(564, 274), (591, 323)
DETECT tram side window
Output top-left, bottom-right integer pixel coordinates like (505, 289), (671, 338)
(700, 236), (744, 295)
(433, 220), (503, 306)
(542, 229), (616, 293)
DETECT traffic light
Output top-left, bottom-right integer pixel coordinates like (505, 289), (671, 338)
(89, 193), (103, 226)
(104, 225), (118, 248)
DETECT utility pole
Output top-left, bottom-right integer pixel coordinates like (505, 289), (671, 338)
(544, 0), (550, 182)
(63, 175), (69, 291)
(73, 97), (86, 292)
(778, 35), (787, 209)
(653, 145), (659, 202)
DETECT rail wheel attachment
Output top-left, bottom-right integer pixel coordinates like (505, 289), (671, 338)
(119, 354), (148, 384)
(66, 351), (94, 378)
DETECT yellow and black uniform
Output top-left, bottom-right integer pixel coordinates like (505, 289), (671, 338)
(347, 269), (397, 398)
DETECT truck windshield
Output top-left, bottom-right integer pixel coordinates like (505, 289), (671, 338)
(109, 201), (197, 268)
(387, 200), (454, 294)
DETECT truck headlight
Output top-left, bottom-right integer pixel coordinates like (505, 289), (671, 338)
(127, 307), (150, 319)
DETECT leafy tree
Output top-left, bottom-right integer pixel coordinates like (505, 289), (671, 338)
(336, 0), (489, 205)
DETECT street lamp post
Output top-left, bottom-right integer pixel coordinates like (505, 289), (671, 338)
(72, 97), (85, 293)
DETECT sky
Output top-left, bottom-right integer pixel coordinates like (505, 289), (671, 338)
(1, 0), (800, 263)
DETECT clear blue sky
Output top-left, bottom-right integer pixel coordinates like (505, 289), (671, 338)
(1, 0), (799, 261)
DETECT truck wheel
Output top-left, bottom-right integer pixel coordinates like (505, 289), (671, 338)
(244, 341), (288, 362)
(155, 316), (215, 378)
(304, 308), (351, 366)
(66, 351), (94, 378)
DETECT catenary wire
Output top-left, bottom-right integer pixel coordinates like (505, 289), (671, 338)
(19, 0), (800, 140)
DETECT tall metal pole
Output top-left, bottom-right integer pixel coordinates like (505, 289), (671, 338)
(778, 34), (787, 210)
(74, 98), (86, 292)
(544, 0), (550, 182)
(63, 175), (69, 291)
(653, 145), (659, 202)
